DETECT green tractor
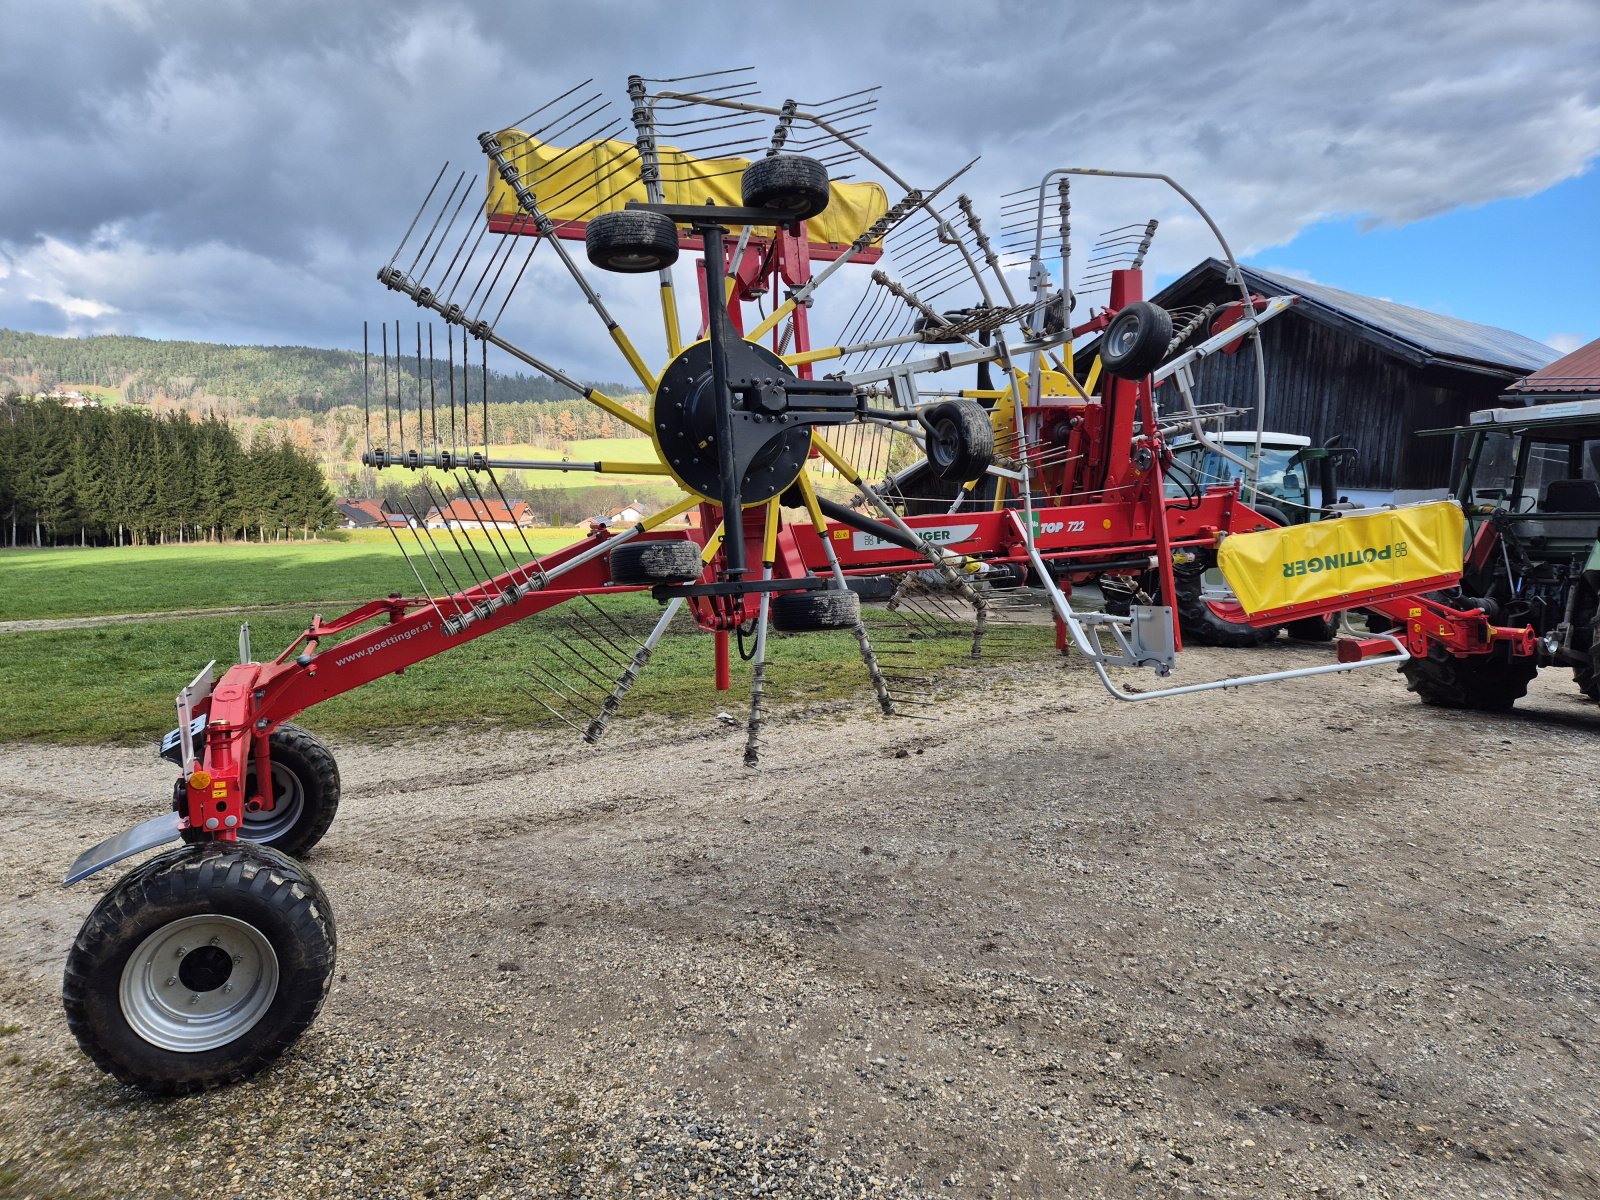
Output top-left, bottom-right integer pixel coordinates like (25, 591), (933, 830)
(1401, 399), (1600, 708)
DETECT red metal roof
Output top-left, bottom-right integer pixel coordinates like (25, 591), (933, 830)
(1508, 336), (1600, 394)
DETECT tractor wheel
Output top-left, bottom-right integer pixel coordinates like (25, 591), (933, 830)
(584, 210), (680, 273)
(1285, 613), (1338, 641)
(924, 400), (995, 482)
(608, 540), (703, 585)
(244, 724), (340, 859)
(1172, 560), (1278, 647)
(1100, 301), (1174, 380)
(741, 154), (831, 220)
(63, 842), (335, 1095)
(1401, 644), (1538, 712)
(1574, 662), (1598, 702)
(1248, 503), (1292, 529)
(772, 588), (860, 633)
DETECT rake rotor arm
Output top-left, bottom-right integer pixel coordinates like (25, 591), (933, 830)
(375, 263), (652, 435)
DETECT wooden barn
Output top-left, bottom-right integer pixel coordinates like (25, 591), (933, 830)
(1140, 260), (1559, 501)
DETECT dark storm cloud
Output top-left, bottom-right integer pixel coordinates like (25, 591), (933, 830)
(1, 0), (1596, 377)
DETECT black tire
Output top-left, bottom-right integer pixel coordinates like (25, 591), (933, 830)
(1101, 301), (1174, 379)
(609, 540), (702, 585)
(63, 842), (336, 1095)
(244, 723), (339, 858)
(1285, 613), (1338, 641)
(1401, 644), (1537, 712)
(924, 400), (994, 482)
(1249, 503), (1292, 529)
(584, 210), (680, 273)
(1575, 662), (1598, 702)
(741, 155), (830, 220)
(772, 588), (860, 633)
(1172, 560), (1278, 647)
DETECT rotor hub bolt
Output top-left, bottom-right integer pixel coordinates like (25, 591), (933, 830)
(165, 976), (178, 987)
(188, 995), (201, 1006)
(175, 946), (188, 957)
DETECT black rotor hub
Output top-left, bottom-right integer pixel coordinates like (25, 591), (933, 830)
(653, 339), (813, 506)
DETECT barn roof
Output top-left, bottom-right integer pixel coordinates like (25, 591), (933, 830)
(1152, 259), (1559, 379)
(1506, 335), (1600, 395)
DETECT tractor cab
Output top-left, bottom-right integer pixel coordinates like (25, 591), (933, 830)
(1164, 431), (1313, 519)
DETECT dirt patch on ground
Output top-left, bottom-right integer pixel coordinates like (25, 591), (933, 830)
(1, 643), (1597, 1198)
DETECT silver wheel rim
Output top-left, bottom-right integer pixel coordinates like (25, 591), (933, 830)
(119, 914), (279, 1052)
(1110, 316), (1140, 357)
(244, 761), (304, 843)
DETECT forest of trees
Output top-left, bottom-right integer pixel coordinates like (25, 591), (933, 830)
(0, 397), (335, 547)
(0, 328), (629, 416)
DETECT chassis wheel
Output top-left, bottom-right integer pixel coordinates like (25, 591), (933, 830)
(585, 210), (680, 273)
(924, 400), (994, 482)
(244, 724), (340, 858)
(741, 154), (830, 220)
(1100, 301), (1174, 379)
(772, 588), (860, 633)
(63, 843), (336, 1094)
(609, 540), (703, 585)
(1402, 644), (1537, 712)
(1172, 560), (1278, 647)
(1285, 613), (1338, 641)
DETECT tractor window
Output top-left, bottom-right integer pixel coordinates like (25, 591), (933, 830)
(1468, 433), (1533, 510)
(1163, 442), (1308, 511)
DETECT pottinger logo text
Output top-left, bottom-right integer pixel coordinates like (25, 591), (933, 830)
(1281, 541), (1408, 578)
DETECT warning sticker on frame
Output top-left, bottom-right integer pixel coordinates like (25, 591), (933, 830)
(852, 523), (979, 552)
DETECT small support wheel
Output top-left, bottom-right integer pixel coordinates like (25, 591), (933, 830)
(244, 723), (339, 858)
(924, 400), (994, 482)
(772, 588), (860, 633)
(63, 842), (336, 1094)
(1101, 301), (1174, 379)
(609, 540), (703, 585)
(585, 210), (680, 273)
(740, 155), (831, 220)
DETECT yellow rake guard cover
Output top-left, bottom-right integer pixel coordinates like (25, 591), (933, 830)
(487, 135), (890, 252)
(1217, 501), (1465, 617)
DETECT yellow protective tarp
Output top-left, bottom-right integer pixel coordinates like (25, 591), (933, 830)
(486, 135), (889, 251)
(1217, 501), (1465, 616)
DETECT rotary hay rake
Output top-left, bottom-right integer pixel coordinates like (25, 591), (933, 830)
(60, 70), (1510, 1093)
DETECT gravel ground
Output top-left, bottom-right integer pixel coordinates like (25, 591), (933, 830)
(1, 639), (1597, 1198)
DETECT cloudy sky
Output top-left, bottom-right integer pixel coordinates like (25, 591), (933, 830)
(2, 0), (1597, 383)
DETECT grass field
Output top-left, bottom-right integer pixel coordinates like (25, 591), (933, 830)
(0, 536), (576, 621)
(0, 539), (1009, 744)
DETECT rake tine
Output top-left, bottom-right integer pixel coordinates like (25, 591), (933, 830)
(387, 161), (450, 268)
(525, 660), (602, 717)
(414, 475), (478, 606)
(407, 169), (469, 278)
(394, 321), (405, 456)
(515, 683), (588, 735)
(380, 323), (391, 450)
(448, 470), (501, 588)
(428, 324), (438, 454)
(462, 469), (519, 582)
(504, 78), (595, 138)
(362, 321), (371, 467)
(416, 173), (473, 285)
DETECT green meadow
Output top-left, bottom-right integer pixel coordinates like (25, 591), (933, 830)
(0, 540), (1026, 745)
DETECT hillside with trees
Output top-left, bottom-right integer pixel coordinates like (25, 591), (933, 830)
(0, 398), (334, 546)
(0, 328), (627, 415)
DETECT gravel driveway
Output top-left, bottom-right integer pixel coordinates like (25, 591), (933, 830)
(1, 641), (1597, 1198)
